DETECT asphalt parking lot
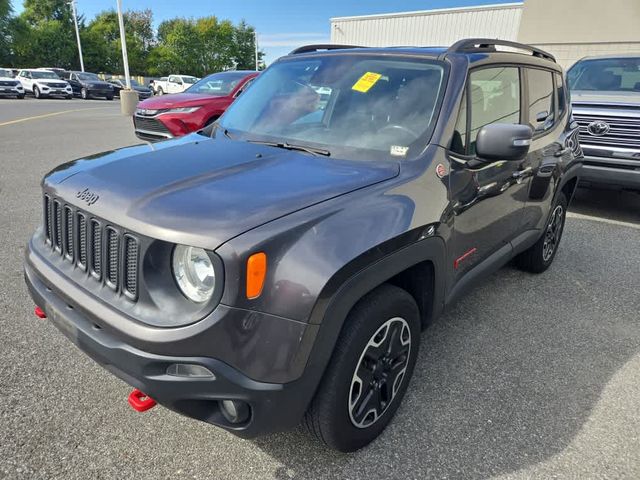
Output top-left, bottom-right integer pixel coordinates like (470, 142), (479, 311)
(1, 97), (639, 480)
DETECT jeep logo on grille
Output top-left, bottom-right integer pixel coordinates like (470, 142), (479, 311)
(587, 120), (610, 137)
(76, 188), (99, 206)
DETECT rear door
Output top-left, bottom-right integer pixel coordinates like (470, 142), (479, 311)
(448, 65), (532, 280)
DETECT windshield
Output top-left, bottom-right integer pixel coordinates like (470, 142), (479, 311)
(218, 55), (445, 161)
(0, 68), (13, 77)
(183, 76), (197, 84)
(568, 57), (640, 92)
(31, 71), (60, 79)
(77, 72), (100, 81)
(187, 72), (249, 96)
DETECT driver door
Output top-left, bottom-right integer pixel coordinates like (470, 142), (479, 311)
(448, 66), (531, 281)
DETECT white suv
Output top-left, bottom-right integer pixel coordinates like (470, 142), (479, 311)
(17, 69), (73, 99)
(0, 68), (24, 98)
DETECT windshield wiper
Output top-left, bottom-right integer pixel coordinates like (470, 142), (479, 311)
(210, 122), (235, 140)
(246, 139), (331, 157)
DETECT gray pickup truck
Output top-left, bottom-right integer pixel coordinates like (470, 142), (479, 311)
(568, 55), (640, 190)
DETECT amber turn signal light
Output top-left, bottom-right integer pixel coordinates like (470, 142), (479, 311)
(246, 252), (267, 299)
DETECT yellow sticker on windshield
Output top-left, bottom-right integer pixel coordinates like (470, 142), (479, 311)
(352, 72), (382, 93)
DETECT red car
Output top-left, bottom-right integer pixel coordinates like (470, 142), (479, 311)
(133, 70), (258, 141)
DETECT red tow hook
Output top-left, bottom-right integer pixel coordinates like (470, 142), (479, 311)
(128, 389), (157, 412)
(34, 306), (47, 319)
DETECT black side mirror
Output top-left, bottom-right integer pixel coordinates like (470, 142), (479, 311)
(476, 123), (533, 161)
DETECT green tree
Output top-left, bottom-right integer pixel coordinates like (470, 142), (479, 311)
(81, 9), (153, 74)
(0, 0), (13, 65)
(11, 0), (78, 69)
(234, 20), (265, 70)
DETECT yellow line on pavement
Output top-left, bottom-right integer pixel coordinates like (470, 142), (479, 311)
(0, 107), (111, 127)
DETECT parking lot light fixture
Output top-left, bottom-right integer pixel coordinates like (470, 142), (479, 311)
(69, 0), (84, 72)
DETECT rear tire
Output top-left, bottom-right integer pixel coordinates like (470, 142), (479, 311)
(106, 95), (114, 101)
(305, 283), (421, 452)
(515, 192), (568, 273)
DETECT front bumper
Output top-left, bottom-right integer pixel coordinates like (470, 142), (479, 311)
(24, 238), (320, 437)
(580, 153), (640, 190)
(88, 88), (113, 97)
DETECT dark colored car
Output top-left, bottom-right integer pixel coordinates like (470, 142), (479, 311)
(25, 39), (582, 452)
(108, 78), (153, 100)
(61, 71), (114, 100)
(567, 55), (640, 190)
(133, 70), (258, 141)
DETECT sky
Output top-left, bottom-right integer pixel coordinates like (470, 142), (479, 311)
(17, 0), (518, 64)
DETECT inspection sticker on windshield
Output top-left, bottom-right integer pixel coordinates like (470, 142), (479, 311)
(390, 145), (409, 157)
(352, 72), (382, 93)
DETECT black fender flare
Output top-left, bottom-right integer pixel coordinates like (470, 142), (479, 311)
(290, 236), (447, 420)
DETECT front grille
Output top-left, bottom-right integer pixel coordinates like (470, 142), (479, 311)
(91, 220), (102, 278)
(105, 227), (119, 289)
(46, 82), (66, 88)
(574, 110), (640, 150)
(43, 194), (140, 300)
(0, 81), (17, 87)
(133, 115), (173, 136)
(124, 236), (138, 298)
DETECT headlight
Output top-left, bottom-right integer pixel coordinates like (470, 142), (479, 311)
(162, 106), (202, 114)
(172, 245), (216, 303)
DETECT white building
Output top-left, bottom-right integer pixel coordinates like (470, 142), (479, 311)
(330, 0), (640, 68)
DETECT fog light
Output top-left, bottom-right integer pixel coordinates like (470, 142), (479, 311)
(166, 363), (215, 378)
(220, 399), (250, 424)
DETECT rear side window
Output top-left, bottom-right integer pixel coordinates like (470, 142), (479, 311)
(555, 73), (566, 118)
(527, 69), (555, 134)
(468, 67), (521, 155)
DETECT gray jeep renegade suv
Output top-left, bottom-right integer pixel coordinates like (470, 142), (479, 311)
(25, 39), (582, 452)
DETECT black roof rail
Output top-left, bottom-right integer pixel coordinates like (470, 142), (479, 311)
(446, 38), (556, 63)
(289, 44), (365, 55)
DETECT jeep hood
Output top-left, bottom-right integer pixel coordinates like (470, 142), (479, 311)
(43, 135), (399, 250)
(572, 90), (640, 107)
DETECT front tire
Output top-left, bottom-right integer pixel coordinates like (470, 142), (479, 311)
(157, 87), (164, 96)
(33, 86), (42, 99)
(18, 94), (25, 99)
(305, 283), (421, 452)
(106, 94), (114, 101)
(515, 192), (568, 273)
(81, 87), (89, 100)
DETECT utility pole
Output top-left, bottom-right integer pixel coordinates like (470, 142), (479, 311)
(254, 31), (259, 71)
(69, 0), (84, 72)
(116, 0), (131, 89)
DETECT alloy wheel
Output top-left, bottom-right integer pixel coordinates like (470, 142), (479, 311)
(349, 317), (411, 429)
(542, 204), (564, 262)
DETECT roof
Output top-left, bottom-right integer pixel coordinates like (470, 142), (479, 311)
(331, 2), (522, 22)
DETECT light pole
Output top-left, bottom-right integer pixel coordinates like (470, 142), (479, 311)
(116, 0), (138, 115)
(69, 0), (84, 72)
(254, 31), (258, 71)
(116, 0), (131, 89)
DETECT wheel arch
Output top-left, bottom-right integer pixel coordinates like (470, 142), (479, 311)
(297, 236), (447, 416)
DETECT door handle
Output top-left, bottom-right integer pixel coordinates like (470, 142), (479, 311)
(512, 166), (533, 179)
